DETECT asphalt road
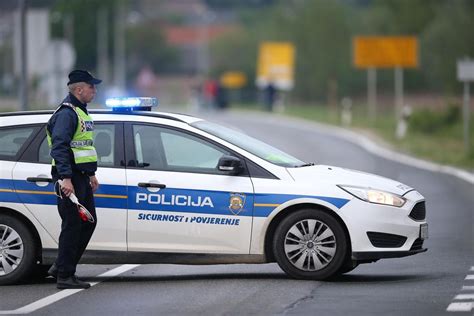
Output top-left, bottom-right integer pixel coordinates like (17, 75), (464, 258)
(1, 110), (473, 315)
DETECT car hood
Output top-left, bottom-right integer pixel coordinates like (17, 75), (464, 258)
(286, 165), (413, 196)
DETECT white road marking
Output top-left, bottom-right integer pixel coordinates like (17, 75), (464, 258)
(446, 267), (474, 312)
(455, 294), (474, 300)
(0, 264), (140, 315)
(447, 302), (473, 312)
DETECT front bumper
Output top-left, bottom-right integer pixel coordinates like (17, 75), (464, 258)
(352, 248), (427, 261)
(338, 190), (428, 255)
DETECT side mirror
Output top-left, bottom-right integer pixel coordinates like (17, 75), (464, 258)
(217, 155), (243, 175)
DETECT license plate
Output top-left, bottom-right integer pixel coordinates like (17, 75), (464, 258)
(420, 224), (428, 240)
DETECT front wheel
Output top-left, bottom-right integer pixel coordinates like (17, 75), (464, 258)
(0, 215), (36, 285)
(273, 209), (348, 280)
(335, 263), (359, 275)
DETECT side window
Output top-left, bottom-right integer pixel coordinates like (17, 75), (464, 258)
(38, 124), (116, 167)
(38, 136), (50, 164)
(132, 124), (230, 173)
(94, 124), (115, 167)
(0, 126), (37, 161)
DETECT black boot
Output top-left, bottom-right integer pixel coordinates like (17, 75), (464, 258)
(48, 263), (58, 278)
(57, 276), (91, 289)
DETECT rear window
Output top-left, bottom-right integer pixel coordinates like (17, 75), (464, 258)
(0, 126), (38, 161)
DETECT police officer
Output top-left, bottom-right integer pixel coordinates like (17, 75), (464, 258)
(46, 70), (101, 289)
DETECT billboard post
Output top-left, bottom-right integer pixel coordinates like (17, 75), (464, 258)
(395, 67), (404, 119)
(368, 67), (376, 123)
(354, 36), (418, 123)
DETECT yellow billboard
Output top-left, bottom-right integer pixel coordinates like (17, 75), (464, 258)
(353, 36), (418, 68)
(256, 42), (295, 90)
(220, 71), (247, 89)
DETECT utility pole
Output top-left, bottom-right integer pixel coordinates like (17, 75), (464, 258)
(463, 82), (470, 152)
(457, 58), (474, 154)
(19, 0), (28, 111)
(114, 0), (126, 92)
(97, 7), (109, 89)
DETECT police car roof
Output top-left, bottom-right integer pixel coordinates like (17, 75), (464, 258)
(0, 109), (202, 125)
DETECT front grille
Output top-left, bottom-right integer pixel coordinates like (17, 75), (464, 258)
(409, 202), (426, 221)
(367, 232), (407, 248)
(410, 238), (424, 250)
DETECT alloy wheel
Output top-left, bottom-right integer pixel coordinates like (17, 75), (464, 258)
(0, 224), (24, 276)
(284, 219), (336, 271)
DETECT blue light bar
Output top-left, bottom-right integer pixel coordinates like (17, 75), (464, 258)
(105, 97), (158, 111)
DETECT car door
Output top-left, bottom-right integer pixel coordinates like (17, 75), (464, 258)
(0, 124), (40, 208)
(125, 122), (254, 254)
(12, 122), (128, 251)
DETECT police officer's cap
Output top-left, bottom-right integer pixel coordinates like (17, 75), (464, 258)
(67, 70), (102, 86)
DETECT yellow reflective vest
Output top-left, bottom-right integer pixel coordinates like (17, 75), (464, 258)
(47, 103), (97, 166)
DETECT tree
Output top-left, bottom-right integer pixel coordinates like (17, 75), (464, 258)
(51, 0), (116, 71)
(126, 23), (178, 78)
(422, 1), (474, 93)
(290, 0), (361, 101)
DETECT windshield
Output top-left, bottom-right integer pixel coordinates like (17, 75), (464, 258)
(192, 120), (305, 167)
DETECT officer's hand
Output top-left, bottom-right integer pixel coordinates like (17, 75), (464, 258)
(61, 178), (75, 197)
(90, 175), (99, 193)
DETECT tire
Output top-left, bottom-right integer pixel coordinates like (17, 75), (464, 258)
(0, 215), (36, 285)
(273, 209), (348, 280)
(335, 263), (359, 275)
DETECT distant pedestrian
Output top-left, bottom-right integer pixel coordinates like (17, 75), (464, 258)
(215, 83), (229, 110)
(204, 79), (218, 109)
(265, 82), (276, 111)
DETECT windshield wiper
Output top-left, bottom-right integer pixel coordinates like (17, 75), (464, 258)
(295, 162), (315, 167)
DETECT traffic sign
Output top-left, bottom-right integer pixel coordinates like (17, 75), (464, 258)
(220, 71), (247, 89)
(353, 36), (418, 68)
(457, 59), (474, 82)
(256, 42), (295, 91)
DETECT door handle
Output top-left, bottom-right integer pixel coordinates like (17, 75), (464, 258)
(27, 177), (53, 183)
(138, 182), (166, 189)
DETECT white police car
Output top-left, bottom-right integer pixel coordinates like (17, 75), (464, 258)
(0, 98), (427, 285)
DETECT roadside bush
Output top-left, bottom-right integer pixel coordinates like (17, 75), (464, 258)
(409, 104), (461, 134)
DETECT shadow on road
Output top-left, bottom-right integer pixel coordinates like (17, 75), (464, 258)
(88, 272), (293, 283)
(79, 272), (436, 284)
(329, 273), (436, 283)
(15, 272), (439, 286)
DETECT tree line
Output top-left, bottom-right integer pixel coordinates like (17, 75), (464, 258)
(210, 0), (474, 103)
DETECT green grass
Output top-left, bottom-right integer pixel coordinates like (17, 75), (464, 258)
(233, 103), (474, 171)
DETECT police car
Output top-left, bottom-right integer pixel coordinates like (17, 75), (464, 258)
(0, 98), (428, 285)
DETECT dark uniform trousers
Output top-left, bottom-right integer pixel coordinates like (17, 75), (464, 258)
(54, 172), (97, 278)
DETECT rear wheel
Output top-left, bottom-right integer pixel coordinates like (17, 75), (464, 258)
(273, 209), (348, 280)
(0, 215), (36, 285)
(32, 264), (53, 279)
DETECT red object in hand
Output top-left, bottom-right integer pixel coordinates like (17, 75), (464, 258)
(78, 206), (89, 222)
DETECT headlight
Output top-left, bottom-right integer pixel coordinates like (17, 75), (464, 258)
(338, 185), (406, 207)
